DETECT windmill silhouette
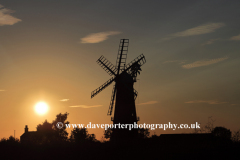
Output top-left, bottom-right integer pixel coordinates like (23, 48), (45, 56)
(91, 39), (146, 140)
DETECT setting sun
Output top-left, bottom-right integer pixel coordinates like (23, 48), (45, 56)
(34, 102), (49, 115)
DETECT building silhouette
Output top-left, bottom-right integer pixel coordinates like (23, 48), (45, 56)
(20, 125), (38, 143)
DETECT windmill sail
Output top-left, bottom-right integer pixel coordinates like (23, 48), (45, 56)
(97, 56), (117, 76)
(123, 54), (146, 74)
(91, 77), (115, 98)
(107, 84), (117, 115)
(116, 39), (129, 72)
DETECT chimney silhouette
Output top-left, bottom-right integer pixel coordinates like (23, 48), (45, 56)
(25, 125), (28, 133)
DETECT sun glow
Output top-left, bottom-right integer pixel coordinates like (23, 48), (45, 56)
(34, 101), (49, 115)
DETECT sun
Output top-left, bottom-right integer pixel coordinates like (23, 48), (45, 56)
(34, 101), (49, 115)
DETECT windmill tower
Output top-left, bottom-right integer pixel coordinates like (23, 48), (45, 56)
(91, 39), (146, 141)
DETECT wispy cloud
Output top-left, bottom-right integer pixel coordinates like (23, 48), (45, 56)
(0, 89), (6, 91)
(229, 34), (240, 41)
(60, 99), (69, 102)
(202, 33), (240, 45)
(182, 57), (228, 69)
(137, 101), (158, 105)
(69, 105), (102, 108)
(185, 100), (228, 104)
(80, 31), (121, 43)
(162, 23), (225, 41)
(163, 60), (186, 64)
(0, 4), (22, 26)
(202, 38), (221, 45)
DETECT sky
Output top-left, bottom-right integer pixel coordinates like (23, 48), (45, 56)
(0, 0), (240, 141)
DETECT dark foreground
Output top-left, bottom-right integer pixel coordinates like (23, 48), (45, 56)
(0, 138), (240, 160)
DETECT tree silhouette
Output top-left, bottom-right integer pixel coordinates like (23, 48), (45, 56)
(0, 137), (7, 143)
(138, 128), (150, 139)
(232, 130), (240, 142)
(195, 116), (215, 133)
(37, 120), (53, 131)
(203, 116), (216, 133)
(88, 134), (96, 142)
(70, 127), (96, 143)
(8, 136), (19, 143)
(211, 126), (231, 140)
(34, 112), (70, 144)
(1, 136), (19, 144)
(36, 120), (55, 144)
(104, 128), (113, 140)
(103, 127), (150, 140)
(52, 112), (70, 142)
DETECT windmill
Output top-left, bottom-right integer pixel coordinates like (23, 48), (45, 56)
(91, 39), (146, 140)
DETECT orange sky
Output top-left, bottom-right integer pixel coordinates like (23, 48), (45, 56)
(1, 1), (240, 140)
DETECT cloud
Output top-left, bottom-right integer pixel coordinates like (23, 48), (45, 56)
(137, 101), (158, 105)
(69, 105), (102, 108)
(0, 5), (22, 26)
(60, 99), (69, 102)
(202, 38), (221, 45)
(163, 60), (186, 64)
(0, 89), (5, 91)
(80, 31), (121, 43)
(162, 23), (225, 41)
(229, 34), (240, 41)
(185, 100), (228, 104)
(202, 33), (240, 45)
(182, 57), (228, 69)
